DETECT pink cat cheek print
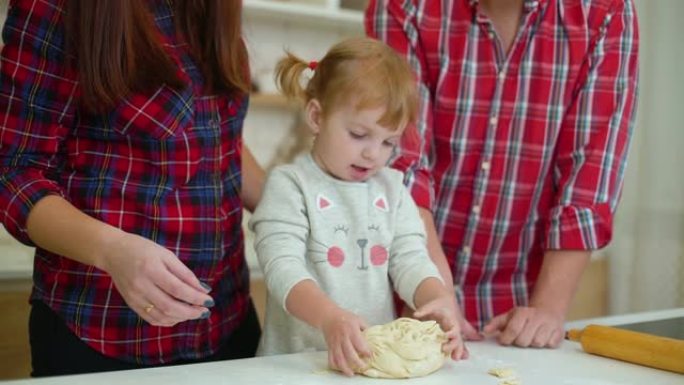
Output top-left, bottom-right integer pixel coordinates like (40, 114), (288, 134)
(325, 245), (388, 267)
(327, 246), (345, 267)
(370, 245), (388, 265)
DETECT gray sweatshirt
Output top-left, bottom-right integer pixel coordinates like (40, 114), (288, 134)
(249, 154), (442, 356)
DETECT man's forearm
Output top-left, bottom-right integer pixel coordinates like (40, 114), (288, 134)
(529, 250), (591, 317)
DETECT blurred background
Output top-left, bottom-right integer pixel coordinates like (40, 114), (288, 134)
(0, 0), (681, 379)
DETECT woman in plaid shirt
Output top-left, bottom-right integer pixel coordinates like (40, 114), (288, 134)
(0, 0), (264, 376)
(367, 0), (638, 348)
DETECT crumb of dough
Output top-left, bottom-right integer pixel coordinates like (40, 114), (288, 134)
(312, 368), (332, 375)
(488, 367), (517, 378)
(500, 378), (521, 385)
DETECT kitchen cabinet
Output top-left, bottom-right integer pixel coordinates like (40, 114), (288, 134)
(0, 279), (32, 380)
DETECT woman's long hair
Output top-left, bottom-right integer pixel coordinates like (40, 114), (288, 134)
(65, 0), (248, 112)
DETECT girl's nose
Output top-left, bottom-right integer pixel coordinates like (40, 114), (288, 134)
(362, 144), (380, 160)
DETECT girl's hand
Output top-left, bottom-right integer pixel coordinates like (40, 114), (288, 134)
(414, 295), (468, 360)
(101, 232), (214, 326)
(320, 308), (371, 376)
(402, 296), (481, 342)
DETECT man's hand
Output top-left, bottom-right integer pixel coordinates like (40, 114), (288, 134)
(482, 306), (564, 348)
(483, 250), (591, 348)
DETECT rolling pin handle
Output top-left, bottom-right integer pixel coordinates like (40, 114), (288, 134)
(566, 328), (583, 342)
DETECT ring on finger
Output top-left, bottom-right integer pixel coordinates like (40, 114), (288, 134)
(144, 304), (155, 313)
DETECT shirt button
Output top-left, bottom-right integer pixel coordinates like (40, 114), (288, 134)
(489, 117), (498, 126)
(498, 71), (506, 81)
(472, 206), (481, 215)
(208, 119), (218, 128)
(462, 246), (471, 255)
(481, 161), (491, 171)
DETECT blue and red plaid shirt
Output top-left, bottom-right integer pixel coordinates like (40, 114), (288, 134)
(367, 0), (638, 328)
(0, 0), (251, 364)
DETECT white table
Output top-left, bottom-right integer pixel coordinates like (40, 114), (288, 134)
(5, 309), (683, 385)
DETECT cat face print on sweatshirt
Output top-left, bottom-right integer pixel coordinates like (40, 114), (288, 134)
(308, 192), (391, 271)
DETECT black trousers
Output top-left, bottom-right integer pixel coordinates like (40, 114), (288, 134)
(29, 299), (261, 377)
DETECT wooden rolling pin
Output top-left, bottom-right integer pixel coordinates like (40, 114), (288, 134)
(566, 324), (684, 374)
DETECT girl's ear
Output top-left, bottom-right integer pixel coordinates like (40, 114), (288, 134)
(305, 99), (323, 135)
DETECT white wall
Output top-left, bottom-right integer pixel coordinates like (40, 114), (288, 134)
(606, 0), (684, 313)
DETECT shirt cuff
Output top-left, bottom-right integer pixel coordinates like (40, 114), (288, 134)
(545, 203), (613, 250)
(0, 170), (64, 246)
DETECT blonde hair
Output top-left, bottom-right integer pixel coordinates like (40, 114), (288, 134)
(274, 37), (418, 130)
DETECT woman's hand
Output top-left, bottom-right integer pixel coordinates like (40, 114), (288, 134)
(101, 232), (214, 327)
(414, 294), (468, 360)
(321, 308), (371, 376)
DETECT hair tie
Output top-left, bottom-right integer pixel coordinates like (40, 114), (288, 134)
(308, 60), (318, 71)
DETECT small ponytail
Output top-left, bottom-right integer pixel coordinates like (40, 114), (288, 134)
(274, 37), (416, 130)
(274, 52), (310, 101)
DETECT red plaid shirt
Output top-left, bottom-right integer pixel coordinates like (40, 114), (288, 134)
(0, 0), (251, 364)
(367, 0), (638, 327)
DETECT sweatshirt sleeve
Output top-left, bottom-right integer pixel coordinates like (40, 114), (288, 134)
(248, 167), (314, 313)
(388, 178), (442, 310)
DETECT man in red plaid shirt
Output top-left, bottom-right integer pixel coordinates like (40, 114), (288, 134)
(367, 0), (638, 348)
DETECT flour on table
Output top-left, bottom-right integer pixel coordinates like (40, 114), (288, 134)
(488, 367), (521, 384)
(488, 367), (517, 378)
(355, 318), (448, 379)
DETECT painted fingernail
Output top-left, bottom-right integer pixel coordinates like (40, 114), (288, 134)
(200, 282), (212, 292)
(204, 299), (215, 308)
(200, 311), (210, 319)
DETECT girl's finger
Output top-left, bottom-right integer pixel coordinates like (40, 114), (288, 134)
(342, 339), (365, 374)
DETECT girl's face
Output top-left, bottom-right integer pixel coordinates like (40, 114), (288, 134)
(305, 99), (404, 182)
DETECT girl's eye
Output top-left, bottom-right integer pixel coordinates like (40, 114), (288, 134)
(350, 131), (366, 139)
(383, 140), (397, 147)
(334, 225), (349, 235)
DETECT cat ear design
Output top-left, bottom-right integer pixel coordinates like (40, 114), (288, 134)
(317, 193), (334, 212)
(373, 195), (389, 212)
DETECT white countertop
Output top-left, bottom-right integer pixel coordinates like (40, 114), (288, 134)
(3, 309), (683, 385)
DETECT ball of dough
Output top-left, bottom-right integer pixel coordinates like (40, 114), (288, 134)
(356, 317), (448, 378)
